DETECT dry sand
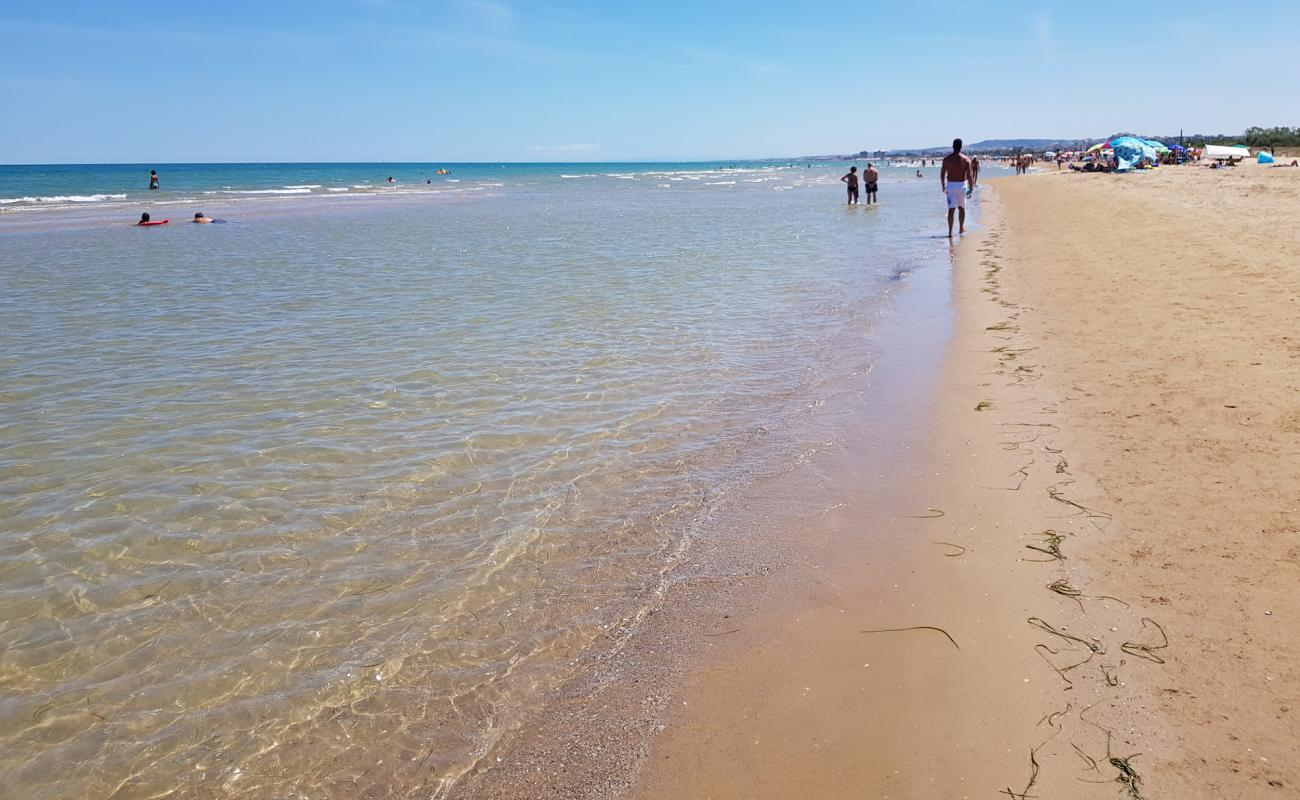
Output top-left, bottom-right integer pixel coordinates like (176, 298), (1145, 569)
(458, 163), (1298, 798)
(979, 163), (1300, 796)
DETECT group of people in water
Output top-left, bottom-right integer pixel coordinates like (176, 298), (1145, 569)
(136, 212), (225, 226)
(841, 138), (979, 237)
(132, 165), (447, 226)
(135, 170), (223, 226)
(839, 163), (880, 205)
(134, 167), (460, 224)
(137, 156), (982, 237)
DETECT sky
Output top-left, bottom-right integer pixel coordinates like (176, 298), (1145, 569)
(2, 0), (1297, 163)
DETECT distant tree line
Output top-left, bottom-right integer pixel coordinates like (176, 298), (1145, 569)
(1199, 126), (1300, 149)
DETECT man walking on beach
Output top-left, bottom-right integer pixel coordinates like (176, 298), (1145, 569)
(864, 162), (879, 204)
(841, 166), (860, 204)
(940, 138), (973, 237)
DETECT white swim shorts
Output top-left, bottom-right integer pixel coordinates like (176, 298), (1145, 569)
(946, 182), (967, 210)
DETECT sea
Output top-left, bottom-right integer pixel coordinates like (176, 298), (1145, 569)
(0, 160), (993, 798)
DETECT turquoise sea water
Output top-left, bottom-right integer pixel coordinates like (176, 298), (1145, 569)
(0, 160), (992, 798)
(0, 161), (808, 212)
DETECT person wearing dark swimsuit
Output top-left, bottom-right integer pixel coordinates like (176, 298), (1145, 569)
(840, 166), (860, 205)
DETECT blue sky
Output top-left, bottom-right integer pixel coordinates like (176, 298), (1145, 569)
(2, 0), (1296, 163)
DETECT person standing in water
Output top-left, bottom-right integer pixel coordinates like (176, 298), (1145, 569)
(840, 166), (860, 205)
(940, 138), (974, 237)
(148, 170), (159, 190)
(864, 162), (879, 204)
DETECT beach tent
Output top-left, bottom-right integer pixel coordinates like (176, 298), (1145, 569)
(1140, 139), (1171, 154)
(1204, 144), (1252, 162)
(1109, 136), (1158, 171)
(1258, 151), (1276, 164)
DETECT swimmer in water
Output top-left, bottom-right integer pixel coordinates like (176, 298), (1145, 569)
(138, 212), (151, 225)
(136, 212), (167, 226)
(149, 170), (159, 190)
(192, 212), (226, 224)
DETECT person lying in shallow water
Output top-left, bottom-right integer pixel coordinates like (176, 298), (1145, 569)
(192, 212), (227, 224)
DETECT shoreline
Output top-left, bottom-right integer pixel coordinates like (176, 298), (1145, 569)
(620, 185), (1137, 799)
(458, 163), (1298, 798)
(449, 200), (968, 798)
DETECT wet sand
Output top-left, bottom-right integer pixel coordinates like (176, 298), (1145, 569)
(457, 163), (1298, 798)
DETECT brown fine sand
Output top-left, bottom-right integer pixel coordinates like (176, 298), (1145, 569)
(977, 164), (1300, 796)
(624, 165), (1298, 798)
(457, 163), (1298, 799)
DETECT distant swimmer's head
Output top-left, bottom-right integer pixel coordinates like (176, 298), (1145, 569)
(195, 212), (205, 220)
(952, 138), (963, 153)
(849, 166), (857, 172)
(140, 212), (150, 222)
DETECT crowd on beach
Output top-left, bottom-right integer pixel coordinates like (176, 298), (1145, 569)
(836, 133), (1299, 239)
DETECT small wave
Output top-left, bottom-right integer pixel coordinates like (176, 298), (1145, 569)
(446, 179), (460, 183)
(0, 193), (127, 205)
(218, 188), (313, 195)
(326, 187), (349, 192)
(283, 184), (322, 190)
(560, 174), (595, 179)
(704, 181), (736, 186)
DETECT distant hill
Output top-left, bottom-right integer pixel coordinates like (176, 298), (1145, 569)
(902, 138), (1092, 155)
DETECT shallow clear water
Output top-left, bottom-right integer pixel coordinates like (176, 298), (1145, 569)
(0, 162), (983, 798)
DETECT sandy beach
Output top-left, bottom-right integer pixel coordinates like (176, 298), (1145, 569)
(972, 163), (1300, 796)
(458, 162), (1299, 799)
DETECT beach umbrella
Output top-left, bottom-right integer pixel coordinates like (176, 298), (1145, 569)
(1109, 136), (1158, 170)
(1086, 142), (1109, 153)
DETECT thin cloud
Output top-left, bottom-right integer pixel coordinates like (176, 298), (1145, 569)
(534, 7), (626, 32)
(678, 45), (785, 75)
(457, 0), (512, 23)
(1034, 13), (1055, 52)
